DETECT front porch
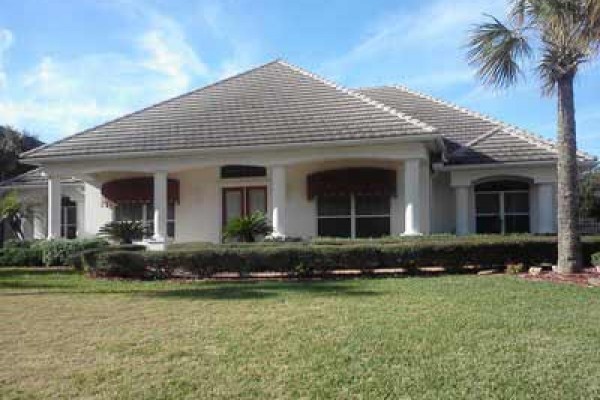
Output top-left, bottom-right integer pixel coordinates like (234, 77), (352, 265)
(35, 139), (558, 248)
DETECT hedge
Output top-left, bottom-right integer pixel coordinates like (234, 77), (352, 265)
(0, 247), (44, 267)
(0, 238), (110, 267)
(31, 238), (109, 267)
(69, 244), (147, 271)
(93, 236), (600, 280)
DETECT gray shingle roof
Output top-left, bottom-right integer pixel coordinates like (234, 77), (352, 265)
(357, 85), (577, 165)
(23, 60), (435, 161)
(22, 60), (595, 166)
(0, 169), (81, 189)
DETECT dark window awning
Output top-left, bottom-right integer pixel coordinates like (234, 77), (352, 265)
(102, 177), (180, 204)
(307, 168), (396, 199)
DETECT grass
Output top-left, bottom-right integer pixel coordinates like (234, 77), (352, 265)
(1, 269), (600, 399)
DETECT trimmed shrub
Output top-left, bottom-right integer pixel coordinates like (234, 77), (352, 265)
(31, 238), (109, 267)
(92, 251), (147, 279)
(68, 244), (147, 271)
(0, 247), (44, 267)
(86, 236), (600, 280)
(506, 263), (526, 275)
(592, 252), (600, 267)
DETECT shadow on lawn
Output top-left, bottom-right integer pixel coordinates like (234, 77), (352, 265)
(0, 269), (383, 300)
(144, 281), (383, 301)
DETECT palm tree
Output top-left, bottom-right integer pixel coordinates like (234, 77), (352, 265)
(466, 0), (600, 274)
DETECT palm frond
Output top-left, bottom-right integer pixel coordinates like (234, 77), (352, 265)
(467, 15), (532, 88)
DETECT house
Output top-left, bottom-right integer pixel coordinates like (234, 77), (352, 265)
(1, 60), (596, 248)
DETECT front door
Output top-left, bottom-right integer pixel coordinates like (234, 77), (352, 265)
(222, 186), (267, 226)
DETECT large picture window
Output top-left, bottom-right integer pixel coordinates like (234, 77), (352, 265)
(114, 203), (176, 238)
(317, 194), (391, 238)
(475, 180), (530, 234)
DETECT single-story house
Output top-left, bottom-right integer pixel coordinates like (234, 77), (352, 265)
(1, 60), (596, 248)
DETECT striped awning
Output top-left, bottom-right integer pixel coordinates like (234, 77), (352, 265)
(102, 177), (180, 204)
(307, 168), (396, 199)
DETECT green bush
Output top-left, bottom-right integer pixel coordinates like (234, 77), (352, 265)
(223, 212), (272, 242)
(0, 247), (43, 267)
(92, 251), (147, 279)
(592, 252), (600, 267)
(68, 244), (147, 271)
(31, 238), (109, 267)
(86, 236), (600, 280)
(506, 263), (526, 275)
(98, 221), (148, 244)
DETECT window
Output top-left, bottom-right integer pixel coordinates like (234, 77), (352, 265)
(222, 187), (267, 226)
(317, 194), (391, 238)
(61, 197), (77, 239)
(114, 203), (176, 238)
(475, 180), (530, 234)
(221, 165), (267, 179)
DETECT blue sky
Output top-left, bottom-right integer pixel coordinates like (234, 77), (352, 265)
(0, 0), (598, 156)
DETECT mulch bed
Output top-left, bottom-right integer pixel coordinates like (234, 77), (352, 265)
(520, 267), (600, 287)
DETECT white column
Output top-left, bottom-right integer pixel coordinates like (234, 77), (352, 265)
(455, 185), (470, 235)
(271, 165), (287, 237)
(47, 176), (61, 239)
(153, 171), (168, 242)
(404, 159), (422, 235)
(537, 183), (555, 234)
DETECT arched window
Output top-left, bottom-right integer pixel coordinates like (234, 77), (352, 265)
(475, 180), (530, 234)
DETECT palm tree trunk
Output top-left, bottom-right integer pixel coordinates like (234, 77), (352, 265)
(556, 74), (581, 274)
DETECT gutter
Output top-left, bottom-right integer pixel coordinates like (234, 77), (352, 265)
(21, 133), (443, 165)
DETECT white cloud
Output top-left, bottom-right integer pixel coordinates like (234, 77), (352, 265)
(0, 1), (266, 141)
(322, 0), (506, 89)
(0, 28), (14, 89)
(138, 13), (209, 96)
(0, 8), (215, 139)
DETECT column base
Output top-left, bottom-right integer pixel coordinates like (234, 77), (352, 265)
(144, 239), (166, 251)
(402, 232), (423, 237)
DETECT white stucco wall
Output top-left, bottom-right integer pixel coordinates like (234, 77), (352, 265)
(431, 171), (455, 233)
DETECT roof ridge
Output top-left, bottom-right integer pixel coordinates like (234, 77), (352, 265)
(276, 61), (436, 133)
(388, 84), (562, 156)
(22, 59), (284, 160)
(454, 127), (502, 154)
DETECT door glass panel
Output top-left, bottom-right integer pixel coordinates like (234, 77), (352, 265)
(317, 195), (351, 216)
(224, 189), (243, 224)
(247, 188), (267, 214)
(355, 194), (390, 215)
(356, 217), (390, 238)
(476, 193), (500, 214)
(318, 218), (351, 238)
(504, 192), (529, 213)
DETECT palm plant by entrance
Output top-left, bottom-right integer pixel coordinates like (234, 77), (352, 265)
(466, 0), (600, 274)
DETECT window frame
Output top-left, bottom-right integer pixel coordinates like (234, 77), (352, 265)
(475, 188), (530, 234)
(221, 186), (268, 227)
(60, 197), (77, 239)
(316, 194), (391, 238)
(113, 203), (176, 239)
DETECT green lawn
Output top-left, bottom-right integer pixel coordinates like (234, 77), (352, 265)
(1, 269), (600, 399)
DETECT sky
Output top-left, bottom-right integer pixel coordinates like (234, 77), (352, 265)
(0, 0), (598, 157)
